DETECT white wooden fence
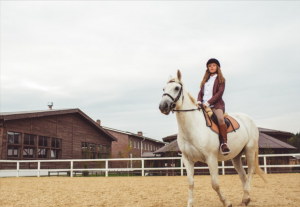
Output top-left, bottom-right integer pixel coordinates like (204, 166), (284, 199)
(0, 153), (299, 177)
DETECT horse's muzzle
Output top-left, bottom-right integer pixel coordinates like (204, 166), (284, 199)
(159, 99), (172, 115)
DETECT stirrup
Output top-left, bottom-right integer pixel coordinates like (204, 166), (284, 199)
(220, 143), (231, 155)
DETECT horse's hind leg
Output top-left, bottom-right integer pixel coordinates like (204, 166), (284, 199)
(182, 155), (195, 207)
(207, 158), (232, 207)
(232, 151), (250, 206)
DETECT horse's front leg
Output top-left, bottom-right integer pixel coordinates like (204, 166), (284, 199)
(182, 155), (195, 207)
(207, 158), (232, 207)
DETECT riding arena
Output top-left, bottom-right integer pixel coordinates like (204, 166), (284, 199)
(0, 173), (299, 207)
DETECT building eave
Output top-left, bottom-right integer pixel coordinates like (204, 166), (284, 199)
(0, 108), (117, 142)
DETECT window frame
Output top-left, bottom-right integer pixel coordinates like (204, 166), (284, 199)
(39, 136), (49, 147)
(8, 131), (21, 145)
(23, 147), (36, 158)
(7, 145), (21, 158)
(24, 134), (36, 146)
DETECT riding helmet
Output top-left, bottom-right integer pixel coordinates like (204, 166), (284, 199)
(206, 58), (220, 68)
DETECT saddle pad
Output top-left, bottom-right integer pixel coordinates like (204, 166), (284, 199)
(204, 112), (240, 134)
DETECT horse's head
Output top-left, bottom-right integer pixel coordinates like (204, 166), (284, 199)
(159, 70), (184, 115)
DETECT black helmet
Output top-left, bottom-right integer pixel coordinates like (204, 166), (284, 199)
(206, 58), (220, 68)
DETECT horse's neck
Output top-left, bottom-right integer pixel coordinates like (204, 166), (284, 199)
(175, 90), (206, 133)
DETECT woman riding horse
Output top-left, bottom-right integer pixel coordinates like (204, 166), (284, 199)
(197, 58), (230, 155)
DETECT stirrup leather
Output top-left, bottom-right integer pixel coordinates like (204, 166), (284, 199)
(220, 143), (231, 155)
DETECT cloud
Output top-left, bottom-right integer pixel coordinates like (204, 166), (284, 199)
(1, 1), (300, 139)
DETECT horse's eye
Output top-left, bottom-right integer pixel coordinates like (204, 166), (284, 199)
(175, 87), (179, 90)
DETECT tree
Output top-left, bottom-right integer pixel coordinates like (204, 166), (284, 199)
(287, 132), (300, 153)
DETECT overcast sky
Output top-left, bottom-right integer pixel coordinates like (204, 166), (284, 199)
(1, 1), (299, 140)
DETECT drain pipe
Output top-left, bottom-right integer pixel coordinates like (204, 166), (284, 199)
(141, 137), (146, 157)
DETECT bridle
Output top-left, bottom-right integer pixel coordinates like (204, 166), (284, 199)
(162, 81), (201, 112)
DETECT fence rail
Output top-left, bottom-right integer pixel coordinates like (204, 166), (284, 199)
(0, 153), (299, 177)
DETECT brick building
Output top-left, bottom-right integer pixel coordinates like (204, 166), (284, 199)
(102, 126), (165, 160)
(0, 109), (117, 170)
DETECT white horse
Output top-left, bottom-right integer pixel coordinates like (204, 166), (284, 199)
(159, 70), (266, 207)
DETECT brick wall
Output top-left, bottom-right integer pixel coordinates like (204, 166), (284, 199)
(107, 130), (165, 159)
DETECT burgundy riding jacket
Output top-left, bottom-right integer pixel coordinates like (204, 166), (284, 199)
(197, 77), (225, 113)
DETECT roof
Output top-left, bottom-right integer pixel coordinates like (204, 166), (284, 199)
(162, 134), (177, 143)
(0, 108), (117, 141)
(153, 139), (180, 154)
(141, 151), (161, 158)
(258, 132), (296, 149)
(258, 127), (294, 137)
(102, 126), (165, 144)
(294, 156), (300, 160)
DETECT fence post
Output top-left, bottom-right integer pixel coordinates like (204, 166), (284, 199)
(181, 158), (183, 176)
(141, 159), (144, 176)
(222, 161), (225, 175)
(264, 156), (267, 174)
(70, 161), (73, 177)
(105, 160), (108, 177)
(37, 161), (40, 177)
(17, 162), (19, 178)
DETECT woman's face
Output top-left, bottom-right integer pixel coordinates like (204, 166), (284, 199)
(208, 63), (217, 74)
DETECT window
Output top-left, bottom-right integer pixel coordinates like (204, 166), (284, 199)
(39, 136), (49, 147)
(148, 144), (149, 150)
(7, 146), (20, 158)
(51, 138), (61, 159)
(82, 142), (90, 159)
(51, 138), (61, 148)
(151, 145), (152, 151)
(8, 132), (21, 144)
(51, 149), (61, 159)
(98, 144), (102, 153)
(89, 143), (96, 159)
(82, 142), (88, 150)
(129, 140), (132, 148)
(134, 141), (136, 148)
(90, 153), (96, 159)
(38, 148), (48, 158)
(90, 143), (96, 151)
(23, 147), (36, 158)
(24, 134), (36, 145)
(138, 142), (139, 149)
(102, 146), (110, 158)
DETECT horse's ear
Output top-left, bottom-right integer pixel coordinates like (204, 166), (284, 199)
(177, 70), (182, 81)
(167, 75), (172, 82)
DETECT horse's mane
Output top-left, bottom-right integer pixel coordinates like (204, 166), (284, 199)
(188, 92), (197, 105)
(167, 78), (197, 105)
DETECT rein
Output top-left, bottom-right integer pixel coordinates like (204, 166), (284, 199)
(162, 80), (202, 113)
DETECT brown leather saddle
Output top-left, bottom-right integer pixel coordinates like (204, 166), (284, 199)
(203, 111), (240, 134)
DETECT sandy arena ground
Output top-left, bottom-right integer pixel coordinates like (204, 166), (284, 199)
(0, 174), (299, 207)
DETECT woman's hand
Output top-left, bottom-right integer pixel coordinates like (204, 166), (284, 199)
(203, 102), (210, 108)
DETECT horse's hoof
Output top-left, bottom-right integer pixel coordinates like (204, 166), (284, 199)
(239, 198), (250, 206)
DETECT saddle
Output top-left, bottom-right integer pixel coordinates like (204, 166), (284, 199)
(202, 108), (240, 134)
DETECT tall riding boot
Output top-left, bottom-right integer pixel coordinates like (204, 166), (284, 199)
(219, 124), (230, 155)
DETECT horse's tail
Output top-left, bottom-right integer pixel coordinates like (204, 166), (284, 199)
(255, 144), (267, 183)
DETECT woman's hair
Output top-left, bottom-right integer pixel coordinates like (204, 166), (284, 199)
(200, 65), (225, 88)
